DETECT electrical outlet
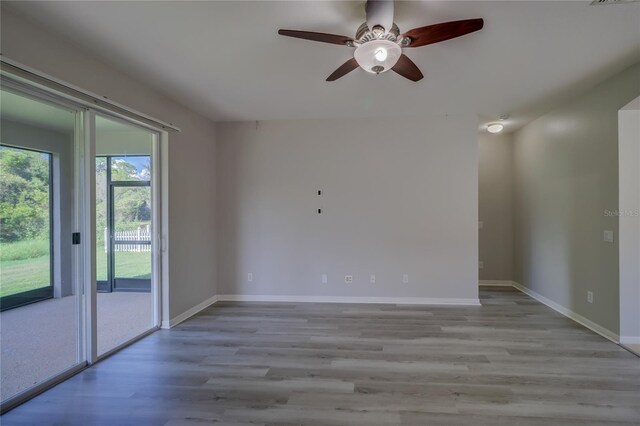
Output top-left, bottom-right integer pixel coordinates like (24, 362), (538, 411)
(344, 275), (353, 284)
(321, 274), (327, 284)
(587, 291), (594, 304)
(370, 274), (376, 284)
(247, 272), (253, 282)
(479, 261), (484, 269)
(402, 274), (409, 284)
(603, 230), (614, 243)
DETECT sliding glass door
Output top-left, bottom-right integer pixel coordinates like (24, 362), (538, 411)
(1, 68), (163, 411)
(0, 86), (84, 404)
(95, 114), (157, 357)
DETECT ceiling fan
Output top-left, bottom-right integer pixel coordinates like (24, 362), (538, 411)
(278, 0), (483, 82)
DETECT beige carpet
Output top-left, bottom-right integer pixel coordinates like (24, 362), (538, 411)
(0, 292), (152, 401)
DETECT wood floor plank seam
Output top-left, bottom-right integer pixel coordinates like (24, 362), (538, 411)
(2, 286), (639, 425)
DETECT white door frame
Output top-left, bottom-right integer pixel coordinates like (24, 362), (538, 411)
(83, 109), (98, 363)
(618, 96), (640, 348)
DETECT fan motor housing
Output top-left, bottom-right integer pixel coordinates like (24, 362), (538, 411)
(355, 22), (401, 43)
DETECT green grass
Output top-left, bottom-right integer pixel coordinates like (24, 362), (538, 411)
(0, 239), (50, 296)
(0, 239), (49, 262)
(0, 239), (151, 297)
(0, 255), (50, 296)
(96, 240), (151, 280)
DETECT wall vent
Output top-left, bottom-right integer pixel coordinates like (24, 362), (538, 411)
(590, 0), (640, 5)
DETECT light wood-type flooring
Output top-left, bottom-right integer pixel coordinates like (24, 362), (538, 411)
(2, 286), (639, 425)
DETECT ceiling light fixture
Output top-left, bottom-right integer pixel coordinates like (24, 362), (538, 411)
(487, 123), (504, 133)
(374, 47), (388, 61)
(354, 39), (402, 74)
(278, 1), (485, 82)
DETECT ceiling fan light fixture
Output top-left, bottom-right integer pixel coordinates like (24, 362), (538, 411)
(278, 0), (484, 82)
(374, 48), (388, 61)
(487, 123), (504, 133)
(354, 39), (401, 74)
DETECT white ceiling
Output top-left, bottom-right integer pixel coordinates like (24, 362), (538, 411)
(5, 1), (640, 130)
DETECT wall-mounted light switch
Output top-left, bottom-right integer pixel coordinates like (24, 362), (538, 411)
(402, 274), (409, 284)
(321, 274), (327, 284)
(248, 272), (253, 282)
(370, 274), (376, 284)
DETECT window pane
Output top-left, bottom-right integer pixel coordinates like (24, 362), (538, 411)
(114, 186), (151, 230)
(113, 185), (151, 279)
(110, 156), (150, 182)
(0, 145), (52, 297)
(96, 114), (155, 357)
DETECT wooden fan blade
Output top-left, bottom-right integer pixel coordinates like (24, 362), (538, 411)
(402, 19), (484, 48)
(326, 58), (359, 81)
(366, 0), (394, 32)
(391, 54), (423, 82)
(278, 29), (353, 46)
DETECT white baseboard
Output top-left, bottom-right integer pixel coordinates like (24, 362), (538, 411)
(161, 295), (218, 329)
(160, 285), (623, 345)
(160, 293), (480, 329)
(510, 281), (619, 343)
(620, 336), (640, 345)
(218, 294), (481, 306)
(479, 280), (514, 287)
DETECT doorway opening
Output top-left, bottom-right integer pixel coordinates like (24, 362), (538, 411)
(96, 155), (152, 294)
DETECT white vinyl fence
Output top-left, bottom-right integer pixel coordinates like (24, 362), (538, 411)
(104, 226), (151, 252)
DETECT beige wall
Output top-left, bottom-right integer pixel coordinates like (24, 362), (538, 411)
(513, 62), (640, 335)
(478, 133), (513, 281)
(1, 8), (218, 322)
(216, 116), (480, 302)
